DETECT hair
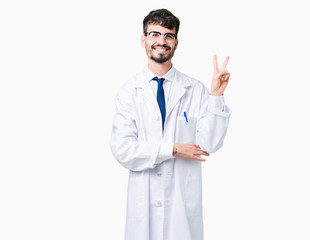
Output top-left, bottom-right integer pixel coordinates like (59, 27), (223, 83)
(143, 9), (180, 36)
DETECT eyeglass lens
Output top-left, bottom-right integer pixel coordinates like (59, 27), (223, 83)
(148, 32), (176, 42)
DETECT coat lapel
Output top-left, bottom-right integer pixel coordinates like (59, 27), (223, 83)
(166, 70), (191, 118)
(134, 67), (192, 121)
(134, 69), (161, 115)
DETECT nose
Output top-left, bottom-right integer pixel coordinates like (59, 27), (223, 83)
(156, 35), (167, 44)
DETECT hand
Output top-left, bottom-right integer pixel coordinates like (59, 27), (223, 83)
(174, 143), (209, 162)
(211, 55), (230, 96)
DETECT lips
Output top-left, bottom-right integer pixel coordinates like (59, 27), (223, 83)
(152, 44), (171, 53)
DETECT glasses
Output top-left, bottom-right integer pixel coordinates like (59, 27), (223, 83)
(144, 31), (177, 42)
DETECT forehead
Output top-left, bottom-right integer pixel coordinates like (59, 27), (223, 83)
(146, 24), (176, 34)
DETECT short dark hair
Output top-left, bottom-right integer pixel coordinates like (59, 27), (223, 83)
(143, 9), (180, 36)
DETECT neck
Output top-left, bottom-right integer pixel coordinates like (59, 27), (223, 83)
(148, 59), (172, 77)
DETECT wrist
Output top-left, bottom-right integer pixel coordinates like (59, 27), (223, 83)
(210, 91), (223, 96)
(172, 145), (177, 156)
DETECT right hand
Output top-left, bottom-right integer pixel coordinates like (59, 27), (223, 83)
(174, 143), (209, 162)
(210, 55), (230, 96)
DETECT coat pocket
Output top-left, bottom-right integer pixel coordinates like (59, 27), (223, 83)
(175, 116), (197, 144)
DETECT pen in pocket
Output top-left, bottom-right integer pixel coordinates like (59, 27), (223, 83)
(184, 112), (188, 122)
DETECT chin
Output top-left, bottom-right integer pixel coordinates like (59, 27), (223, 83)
(150, 54), (171, 64)
(151, 57), (169, 64)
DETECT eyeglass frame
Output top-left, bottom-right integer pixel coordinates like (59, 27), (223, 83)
(144, 31), (178, 42)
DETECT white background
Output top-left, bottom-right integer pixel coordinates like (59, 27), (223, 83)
(1, 0), (309, 239)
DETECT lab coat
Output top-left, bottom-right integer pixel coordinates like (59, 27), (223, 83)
(110, 67), (231, 240)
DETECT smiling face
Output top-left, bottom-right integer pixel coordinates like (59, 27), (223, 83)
(141, 24), (178, 64)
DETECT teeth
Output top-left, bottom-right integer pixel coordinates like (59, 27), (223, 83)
(155, 48), (167, 52)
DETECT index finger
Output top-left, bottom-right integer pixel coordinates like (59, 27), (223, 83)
(221, 56), (230, 70)
(213, 55), (219, 71)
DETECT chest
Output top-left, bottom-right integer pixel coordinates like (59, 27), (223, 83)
(132, 86), (202, 139)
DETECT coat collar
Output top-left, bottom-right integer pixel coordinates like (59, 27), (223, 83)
(134, 66), (192, 119)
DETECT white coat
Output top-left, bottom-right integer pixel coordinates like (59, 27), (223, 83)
(110, 66), (231, 240)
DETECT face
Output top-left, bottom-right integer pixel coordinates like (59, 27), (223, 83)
(141, 24), (178, 64)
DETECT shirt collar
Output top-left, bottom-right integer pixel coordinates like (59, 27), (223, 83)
(146, 65), (175, 82)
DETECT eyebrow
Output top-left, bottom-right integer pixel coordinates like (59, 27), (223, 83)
(147, 31), (177, 35)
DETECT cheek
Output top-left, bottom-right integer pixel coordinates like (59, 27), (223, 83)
(145, 43), (154, 52)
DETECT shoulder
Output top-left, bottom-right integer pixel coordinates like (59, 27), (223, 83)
(116, 69), (145, 99)
(175, 68), (209, 94)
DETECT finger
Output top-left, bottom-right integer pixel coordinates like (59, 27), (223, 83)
(221, 56), (230, 70)
(213, 55), (219, 71)
(195, 150), (209, 156)
(217, 69), (228, 77)
(219, 72), (230, 81)
(192, 156), (206, 162)
(222, 73), (230, 81)
(224, 73), (230, 81)
(202, 151), (210, 156)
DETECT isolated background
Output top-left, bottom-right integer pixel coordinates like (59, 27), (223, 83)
(1, 0), (309, 239)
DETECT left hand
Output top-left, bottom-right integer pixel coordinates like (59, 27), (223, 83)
(210, 55), (230, 96)
(173, 143), (209, 161)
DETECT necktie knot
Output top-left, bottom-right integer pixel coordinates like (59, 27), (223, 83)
(153, 77), (165, 87)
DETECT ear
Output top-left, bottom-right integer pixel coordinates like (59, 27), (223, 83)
(174, 38), (179, 50)
(141, 34), (146, 48)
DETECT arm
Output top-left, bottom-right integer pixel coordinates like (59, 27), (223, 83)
(110, 91), (172, 171)
(173, 94), (231, 159)
(174, 55), (231, 160)
(196, 94), (231, 153)
(196, 55), (231, 153)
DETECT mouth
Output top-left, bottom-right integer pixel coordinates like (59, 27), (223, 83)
(152, 45), (171, 54)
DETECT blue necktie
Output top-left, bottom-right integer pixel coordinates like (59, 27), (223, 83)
(153, 77), (166, 130)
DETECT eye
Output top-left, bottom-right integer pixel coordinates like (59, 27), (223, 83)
(150, 32), (160, 37)
(164, 33), (175, 39)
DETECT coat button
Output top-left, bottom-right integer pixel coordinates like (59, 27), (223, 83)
(156, 201), (162, 207)
(157, 172), (162, 176)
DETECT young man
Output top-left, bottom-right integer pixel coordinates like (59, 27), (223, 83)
(110, 9), (231, 240)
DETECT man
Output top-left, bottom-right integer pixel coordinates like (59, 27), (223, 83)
(110, 9), (231, 240)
